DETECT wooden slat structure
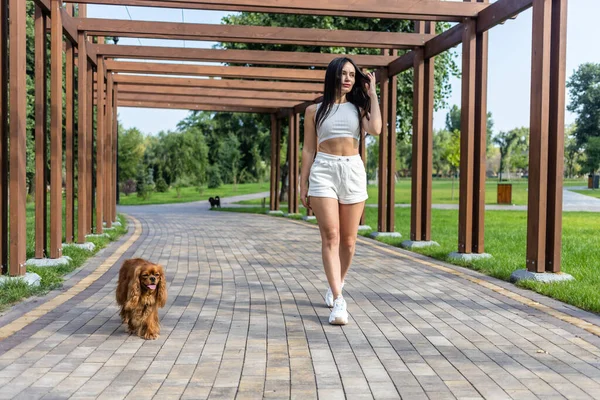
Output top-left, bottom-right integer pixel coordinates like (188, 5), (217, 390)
(5, 0), (569, 278)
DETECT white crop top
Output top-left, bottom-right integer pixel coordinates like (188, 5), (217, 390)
(315, 102), (361, 144)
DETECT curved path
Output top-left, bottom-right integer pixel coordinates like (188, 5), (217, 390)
(0, 198), (599, 399)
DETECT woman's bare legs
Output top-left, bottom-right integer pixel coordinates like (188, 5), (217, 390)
(309, 197), (343, 298)
(339, 201), (365, 283)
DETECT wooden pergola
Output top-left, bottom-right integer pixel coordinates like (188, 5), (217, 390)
(3, 0), (567, 276)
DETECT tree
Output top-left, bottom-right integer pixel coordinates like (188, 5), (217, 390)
(117, 126), (146, 184)
(567, 63), (600, 148)
(445, 129), (461, 200)
(584, 137), (600, 176)
(564, 124), (584, 178)
(433, 129), (453, 177)
(445, 105), (495, 153)
(493, 127), (529, 181)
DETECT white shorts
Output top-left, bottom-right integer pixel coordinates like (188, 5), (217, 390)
(308, 152), (368, 205)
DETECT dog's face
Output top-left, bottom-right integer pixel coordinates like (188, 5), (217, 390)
(140, 264), (163, 292)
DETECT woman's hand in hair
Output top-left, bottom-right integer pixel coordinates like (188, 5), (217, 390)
(364, 71), (377, 98)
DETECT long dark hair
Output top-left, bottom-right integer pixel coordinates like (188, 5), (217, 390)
(315, 57), (371, 135)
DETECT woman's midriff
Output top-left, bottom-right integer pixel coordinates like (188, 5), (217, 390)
(317, 137), (359, 157)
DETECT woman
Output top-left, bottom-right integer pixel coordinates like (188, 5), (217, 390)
(300, 57), (382, 325)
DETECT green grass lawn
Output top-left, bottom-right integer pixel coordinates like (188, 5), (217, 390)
(573, 189), (600, 199)
(1, 201), (128, 311)
(215, 206), (600, 314)
(237, 178), (589, 206)
(118, 182), (271, 206)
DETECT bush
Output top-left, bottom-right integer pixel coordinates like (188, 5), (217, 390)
(121, 179), (136, 196)
(155, 177), (168, 193)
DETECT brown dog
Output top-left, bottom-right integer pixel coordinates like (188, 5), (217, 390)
(116, 258), (167, 340)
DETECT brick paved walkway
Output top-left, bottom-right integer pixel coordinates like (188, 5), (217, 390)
(1, 200), (600, 399)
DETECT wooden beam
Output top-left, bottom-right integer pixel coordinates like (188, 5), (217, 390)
(0, 0), (8, 273)
(420, 0), (533, 61)
(114, 84), (320, 102)
(113, 75), (323, 93)
(59, 6), (78, 44)
(526, 0), (552, 272)
(293, 97), (323, 115)
(388, 52), (415, 77)
(105, 61), (325, 82)
(425, 23), (463, 59)
(117, 93), (300, 109)
(478, 0), (533, 34)
(119, 100), (276, 113)
(93, 44), (396, 68)
(458, 18), (476, 254)
(33, 0), (50, 14)
(86, 39), (97, 66)
(68, 0), (487, 21)
(78, 18), (432, 49)
(9, 0), (27, 275)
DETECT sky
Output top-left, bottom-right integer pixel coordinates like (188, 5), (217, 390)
(88, 0), (600, 136)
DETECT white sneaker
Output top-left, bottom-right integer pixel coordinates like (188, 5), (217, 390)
(325, 282), (344, 307)
(329, 295), (348, 325)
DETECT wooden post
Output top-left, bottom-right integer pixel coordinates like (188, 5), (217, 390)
(275, 118), (281, 211)
(545, 0), (567, 273)
(377, 62), (390, 232)
(270, 114), (277, 210)
(77, 32), (88, 243)
(112, 82), (118, 221)
(50, 0), (63, 259)
(422, 22), (435, 241)
(87, 64), (93, 233)
(65, 4), (75, 243)
(526, 0), (552, 272)
(411, 48), (425, 241)
(105, 71), (113, 228)
(0, 0), (8, 274)
(95, 55), (105, 234)
(9, 0), (27, 275)
(458, 18), (476, 254)
(34, 5), (48, 258)
(472, 0), (489, 254)
(386, 51), (398, 232)
(293, 112), (300, 214)
(288, 113), (295, 214)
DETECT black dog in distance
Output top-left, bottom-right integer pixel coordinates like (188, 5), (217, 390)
(208, 196), (221, 208)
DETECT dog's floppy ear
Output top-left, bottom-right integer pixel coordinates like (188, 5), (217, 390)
(124, 264), (142, 310)
(156, 265), (168, 308)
